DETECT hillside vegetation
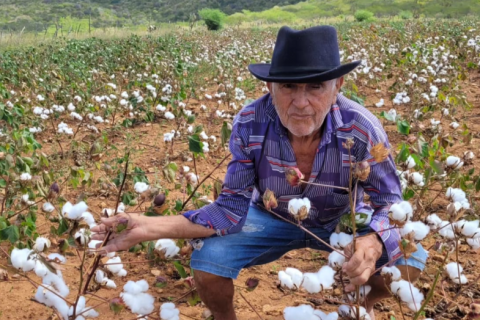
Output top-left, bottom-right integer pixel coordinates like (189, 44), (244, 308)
(0, 0), (479, 33)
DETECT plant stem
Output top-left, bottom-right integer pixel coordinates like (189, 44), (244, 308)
(238, 290), (264, 320)
(181, 152), (231, 210)
(73, 244), (87, 318)
(300, 180), (349, 191)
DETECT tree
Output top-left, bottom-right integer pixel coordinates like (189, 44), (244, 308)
(198, 8), (226, 31)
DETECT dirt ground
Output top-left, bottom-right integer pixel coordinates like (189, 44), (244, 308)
(0, 69), (479, 320)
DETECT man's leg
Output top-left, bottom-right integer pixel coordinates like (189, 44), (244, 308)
(195, 270), (237, 320)
(191, 206), (305, 319)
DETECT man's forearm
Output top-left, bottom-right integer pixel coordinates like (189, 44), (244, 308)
(143, 215), (216, 241)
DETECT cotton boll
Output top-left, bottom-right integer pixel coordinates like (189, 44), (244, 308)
(375, 99), (384, 108)
(446, 156), (463, 170)
(426, 214), (442, 229)
(317, 265), (336, 290)
(120, 292), (155, 315)
(400, 221), (430, 241)
(75, 228), (90, 246)
(278, 271), (295, 289)
(95, 270), (106, 284)
(35, 286), (69, 320)
(42, 202), (55, 213)
(62, 202), (73, 216)
(106, 256), (125, 275)
(47, 253), (66, 264)
(124, 279), (149, 295)
(328, 250), (345, 270)
(81, 212), (96, 228)
(66, 201), (88, 220)
(409, 172), (425, 187)
(160, 302), (180, 320)
(88, 240), (102, 250)
(134, 182), (149, 193)
(445, 262), (468, 284)
(34, 261), (50, 278)
(105, 279), (117, 289)
(11, 248), (36, 272)
(390, 280), (424, 310)
(405, 155), (416, 169)
(336, 232), (354, 249)
(116, 269), (127, 277)
(302, 272), (321, 293)
(284, 268), (303, 289)
(389, 201), (413, 223)
(155, 239), (180, 258)
(439, 221), (455, 239)
(34, 237), (51, 252)
(381, 266), (402, 281)
(42, 271), (70, 297)
(455, 220), (480, 238)
(467, 238), (480, 249)
(284, 305), (316, 320)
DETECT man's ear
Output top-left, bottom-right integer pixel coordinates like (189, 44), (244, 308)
(266, 82), (273, 93)
(335, 77), (344, 93)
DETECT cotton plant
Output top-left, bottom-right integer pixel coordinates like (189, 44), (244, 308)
(338, 305), (371, 320)
(160, 302), (180, 320)
(62, 201), (89, 220)
(278, 267), (303, 290)
(67, 296), (99, 319)
(284, 304), (338, 320)
(105, 256), (127, 277)
(94, 270), (117, 289)
(155, 239), (180, 259)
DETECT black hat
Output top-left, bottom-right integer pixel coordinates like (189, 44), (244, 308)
(248, 25), (361, 83)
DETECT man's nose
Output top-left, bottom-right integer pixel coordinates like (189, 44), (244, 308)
(292, 88), (309, 108)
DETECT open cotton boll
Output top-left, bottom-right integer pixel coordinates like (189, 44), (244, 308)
(426, 214), (442, 229)
(381, 266), (402, 281)
(35, 285), (69, 320)
(134, 182), (149, 193)
(439, 221), (455, 239)
(330, 232), (353, 249)
(160, 302), (180, 320)
(34, 236), (51, 252)
(405, 155), (416, 169)
(467, 238), (480, 250)
(283, 304), (317, 320)
(285, 268), (303, 289)
(81, 212), (96, 228)
(445, 262), (468, 284)
(65, 201), (88, 220)
(400, 221), (430, 241)
(106, 257), (127, 276)
(42, 202), (55, 213)
(124, 279), (149, 295)
(76, 228), (90, 246)
(349, 306), (371, 320)
(446, 187), (466, 203)
(328, 250), (345, 270)
(120, 292), (155, 315)
(278, 271), (295, 289)
(347, 285), (371, 303)
(11, 248), (36, 272)
(389, 201), (413, 223)
(62, 202), (73, 216)
(68, 296), (99, 319)
(302, 272), (321, 293)
(446, 156), (463, 169)
(455, 220), (480, 238)
(154, 239), (180, 258)
(317, 265), (336, 290)
(390, 280), (424, 311)
(42, 270), (70, 297)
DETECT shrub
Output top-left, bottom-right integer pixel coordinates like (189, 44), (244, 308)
(198, 8), (226, 31)
(399, 10), (413, 19)
(354, 10), (375, 22)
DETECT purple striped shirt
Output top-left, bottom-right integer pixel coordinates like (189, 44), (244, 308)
(184, 93), (403, 261)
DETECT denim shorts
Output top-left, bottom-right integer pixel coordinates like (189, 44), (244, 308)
(190, 206), (428, 279)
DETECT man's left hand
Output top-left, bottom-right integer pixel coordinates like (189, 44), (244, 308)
(342, 233), (383, 291)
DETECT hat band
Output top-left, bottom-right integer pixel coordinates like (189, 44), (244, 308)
(269, 65), (339, 76)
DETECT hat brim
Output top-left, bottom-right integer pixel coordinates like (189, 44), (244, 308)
(248, 60), (361, 83)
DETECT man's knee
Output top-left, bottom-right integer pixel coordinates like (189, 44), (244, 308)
(396, 265), (422, 282)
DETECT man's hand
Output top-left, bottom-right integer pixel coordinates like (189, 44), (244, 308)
(91, 213), (149, 253)
(342, 233), (383, 291)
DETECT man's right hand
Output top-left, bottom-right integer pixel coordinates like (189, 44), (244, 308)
(91, 213), (149, 253)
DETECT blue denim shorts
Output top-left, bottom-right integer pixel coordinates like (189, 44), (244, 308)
(190, 206), (428, 279)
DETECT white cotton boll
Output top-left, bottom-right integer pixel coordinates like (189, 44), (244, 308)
(134, 182), (149, 193)
(409, 172), (425, 186)
(426, 214), (443, 229)
(42, 271), (69, 297)
(163, 132), (174, 142)
(66, 201), (88, 220)
(338, 233), (353, 249)
(106, 256), (124, 275)
(48, 253), (66, 264)
(381, 266), (402, 281)
(387, 109), (397, 121)
(35, 286), (69, 320)
(164, 111), (175, 120)
(105, 279), (117, 289)
(81, 212), (96, 228)
(445, 262), (468, 284)
(375, 99), (384, 108)
(288, 198), (311, 217)
(446, 156), (463, 170)
(117, 269), (127, 277)
(34, 261), (50, 278)
(317, 265), (336, 290)
(160, 302), (180, 320)
(11, 248), (36, 272)
(328, 250), (345, 270)
(400, 221), (430, 241)
(389, 201), (413, 222)
(20, 172), (32, 181)
(120, 292), (155, 315)
(278, 271), (295, 289)
(390, 280), (424, 309)
(455, 220), (480, 237)
(467, 238), (480, 249)
(450, 122), (460, 129)
(349, 306), (371, 320)
(439, 221), (455, 239)
(42, 202), (55, 213)
(124, 279), (149, 295)
(285, 268), (303, 289)
(155, 239), (180, 258)
(95, 270), (106, 284)
(88, 239), (102, 250)
(156, 104), (166, 112)
(34, 237), (51, 252)
(302, 272), (321, 293)
(405, 156), (416, 169)
(446, 187), (466, 202)
(283, 305), (318, 320)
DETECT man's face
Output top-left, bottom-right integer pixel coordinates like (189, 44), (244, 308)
(267, 77), (343, 138)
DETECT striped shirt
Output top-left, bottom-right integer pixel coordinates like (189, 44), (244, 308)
(184, 93), (403, 262)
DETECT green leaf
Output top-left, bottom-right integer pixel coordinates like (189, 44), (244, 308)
(380, 111), (395, 122)
(0, 179), (6, 188)
(476, 177), (480, 192)
(173, 261), (188, 278)
(397, 120), (410, 135)
(429, 158), (443, 174)
(175, 199), (183, 211)
(403, 188), (415, 200)
(221, 121), (232, 147)
(396, 143), (410, 163)
(0, 225), (20, 243)
(188, 135), (203, 154)
(56, 218), (69, 235)
(411, 154), (423, 169)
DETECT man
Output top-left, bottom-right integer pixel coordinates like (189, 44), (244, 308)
(92, 26), (428, 319)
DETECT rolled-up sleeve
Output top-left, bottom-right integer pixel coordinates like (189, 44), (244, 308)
(183, 117), (256, 236)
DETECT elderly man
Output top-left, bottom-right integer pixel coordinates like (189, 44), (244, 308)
(93, 26), (427, 319)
